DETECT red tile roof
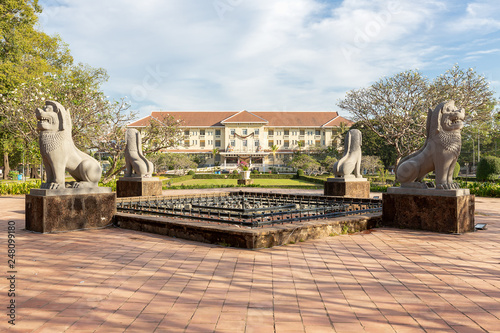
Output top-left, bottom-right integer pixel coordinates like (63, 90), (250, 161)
(221, 111), (268, 124)
(128, 111), (353, 128)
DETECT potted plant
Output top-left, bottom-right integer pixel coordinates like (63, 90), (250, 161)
(238, 161), (251, 180)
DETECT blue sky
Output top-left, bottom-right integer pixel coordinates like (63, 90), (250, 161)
(38, 0), (500, 120)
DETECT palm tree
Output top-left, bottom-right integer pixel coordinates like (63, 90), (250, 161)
(271, 144), (279, 169)
(296, 140), (304, 155)
(212, 147), (220, 166)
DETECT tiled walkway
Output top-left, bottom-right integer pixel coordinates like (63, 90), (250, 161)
(1, 190), (499, 332)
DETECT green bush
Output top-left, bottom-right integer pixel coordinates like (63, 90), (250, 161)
(0, 180), (41, 195)
(453, 162), (460, 178)
(193, 174), (240, 179)
(232, 170), (239, 175)
(297, 169), (304, 177)
(7, 171), (19, 179)
(250, 174), (295, 179)
(457, 180), (500, 197)
(251, 169), (259, 174)
(298, 175), (326, 184)
(187, 170), (195, 176)
(476, 156), (500, 181)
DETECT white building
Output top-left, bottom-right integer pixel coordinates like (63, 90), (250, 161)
(128, 110), (352, 171)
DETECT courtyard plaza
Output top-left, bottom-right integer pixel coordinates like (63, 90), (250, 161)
(0, 188), (499, 332)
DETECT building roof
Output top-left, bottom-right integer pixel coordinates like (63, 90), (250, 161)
(128, 111), (353, 128)
(221, 110), (268, 124)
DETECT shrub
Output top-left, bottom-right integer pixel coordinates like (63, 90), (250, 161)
(297, 169), (304, 177)
(232, 170), (239, 175)
(251, 169), (259, 174)
(476, 156), (500, 181)
(453, 162), (460, 179)
(187, 170), (195, 176)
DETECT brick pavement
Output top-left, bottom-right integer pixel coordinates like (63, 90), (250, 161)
(0, 190), (499, 332)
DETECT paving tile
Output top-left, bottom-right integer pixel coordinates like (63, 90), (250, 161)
(2, 191), (500, 332)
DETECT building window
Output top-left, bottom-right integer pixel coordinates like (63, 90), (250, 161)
(192, 140), (198, 145)
(208, 131), (213, 136)
(292, 131), (297, 136)
(243, 140), (248, 147)
(300, 130), (305, 136)
(215, 140), (221, 147)
(230, 140), (235, 146)
(184, 130), (189, 136)
(284, 130), (289, 136)
(268, 140), (273, 147)
(230, 129), (235, 135)
(268, 129), (274, 136)
(184, 140), (189, 147)
(200, 140), (206, 148)
(255, 129), (259, 135)
(315, 140), (321, 147)
(315, 130), (321, 136)
(284, 140), (289, 148)
(242, 129), (248, 135)
(200, 129), (205, 136)
(208, 140), (213, 145)
(255, 140), (260, 147)
(191, 131), (197, 136)
(215, 129), (221, 136)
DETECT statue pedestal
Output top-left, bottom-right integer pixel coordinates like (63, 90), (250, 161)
(26, 188), (115, 233)
(116, 177), (163, 197)
(324, 178), (370, 198)
(382, 187), (475, 233)
(237, 179), (254, 185)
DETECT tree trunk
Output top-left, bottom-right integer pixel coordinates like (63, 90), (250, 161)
(30, 164), (40, 179)
(3, 152), (9, 179)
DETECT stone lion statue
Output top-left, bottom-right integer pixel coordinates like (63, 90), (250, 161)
(36, 100), (102, 189)
(124, 128), (154, 177)
(332, 129), (363, 178)
(396, 100), (465, 189)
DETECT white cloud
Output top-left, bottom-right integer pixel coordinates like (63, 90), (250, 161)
(38, 0), (500, 119)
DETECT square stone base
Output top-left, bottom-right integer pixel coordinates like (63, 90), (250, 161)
(382, 191), (475, 233)
(117, 177), (163, 197)
(324, 178), (370, 198)
(26, 192), (116, 233)
(237, 179), (254, 185)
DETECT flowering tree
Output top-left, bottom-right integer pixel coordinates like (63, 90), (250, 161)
(338, 65), (496, 166)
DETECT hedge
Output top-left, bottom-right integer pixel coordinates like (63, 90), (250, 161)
(476, 156), (500, 181)
(192, 173), (296, 179)
(298, 175), (326, 185)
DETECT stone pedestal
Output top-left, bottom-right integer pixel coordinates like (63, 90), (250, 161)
(382, 187), (475, 233)
(324, 178), (370, 198)
(237, 179), (254, 185)
(26, 188), (115, 233)
(116, 177), (163, 197)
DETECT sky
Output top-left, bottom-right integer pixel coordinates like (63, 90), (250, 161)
(37, 0), (500, 120)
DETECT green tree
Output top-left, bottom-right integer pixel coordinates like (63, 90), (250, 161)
(350, 120), (397, 168)
(271, 144), (279, 168)
(0, 0), (73, 177)
(289, 154), (321, 175)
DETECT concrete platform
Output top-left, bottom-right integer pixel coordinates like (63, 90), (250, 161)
(2, 189), (500, 332)
(116, 177), (163, 197)
(324, 177), (370, 198)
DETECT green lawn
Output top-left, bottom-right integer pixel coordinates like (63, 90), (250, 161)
(169, 178), (320, 186)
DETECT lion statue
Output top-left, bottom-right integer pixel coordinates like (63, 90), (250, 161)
(396, 100), (465, 189)
(36, 100), (102, 189)
(332, 129), (363, 178)
(124, 128), (154, 177)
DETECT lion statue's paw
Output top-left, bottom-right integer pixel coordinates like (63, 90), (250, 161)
(41, 182), (60, 189)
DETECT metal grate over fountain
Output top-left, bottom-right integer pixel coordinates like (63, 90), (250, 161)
(116, 192), (382, 228)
